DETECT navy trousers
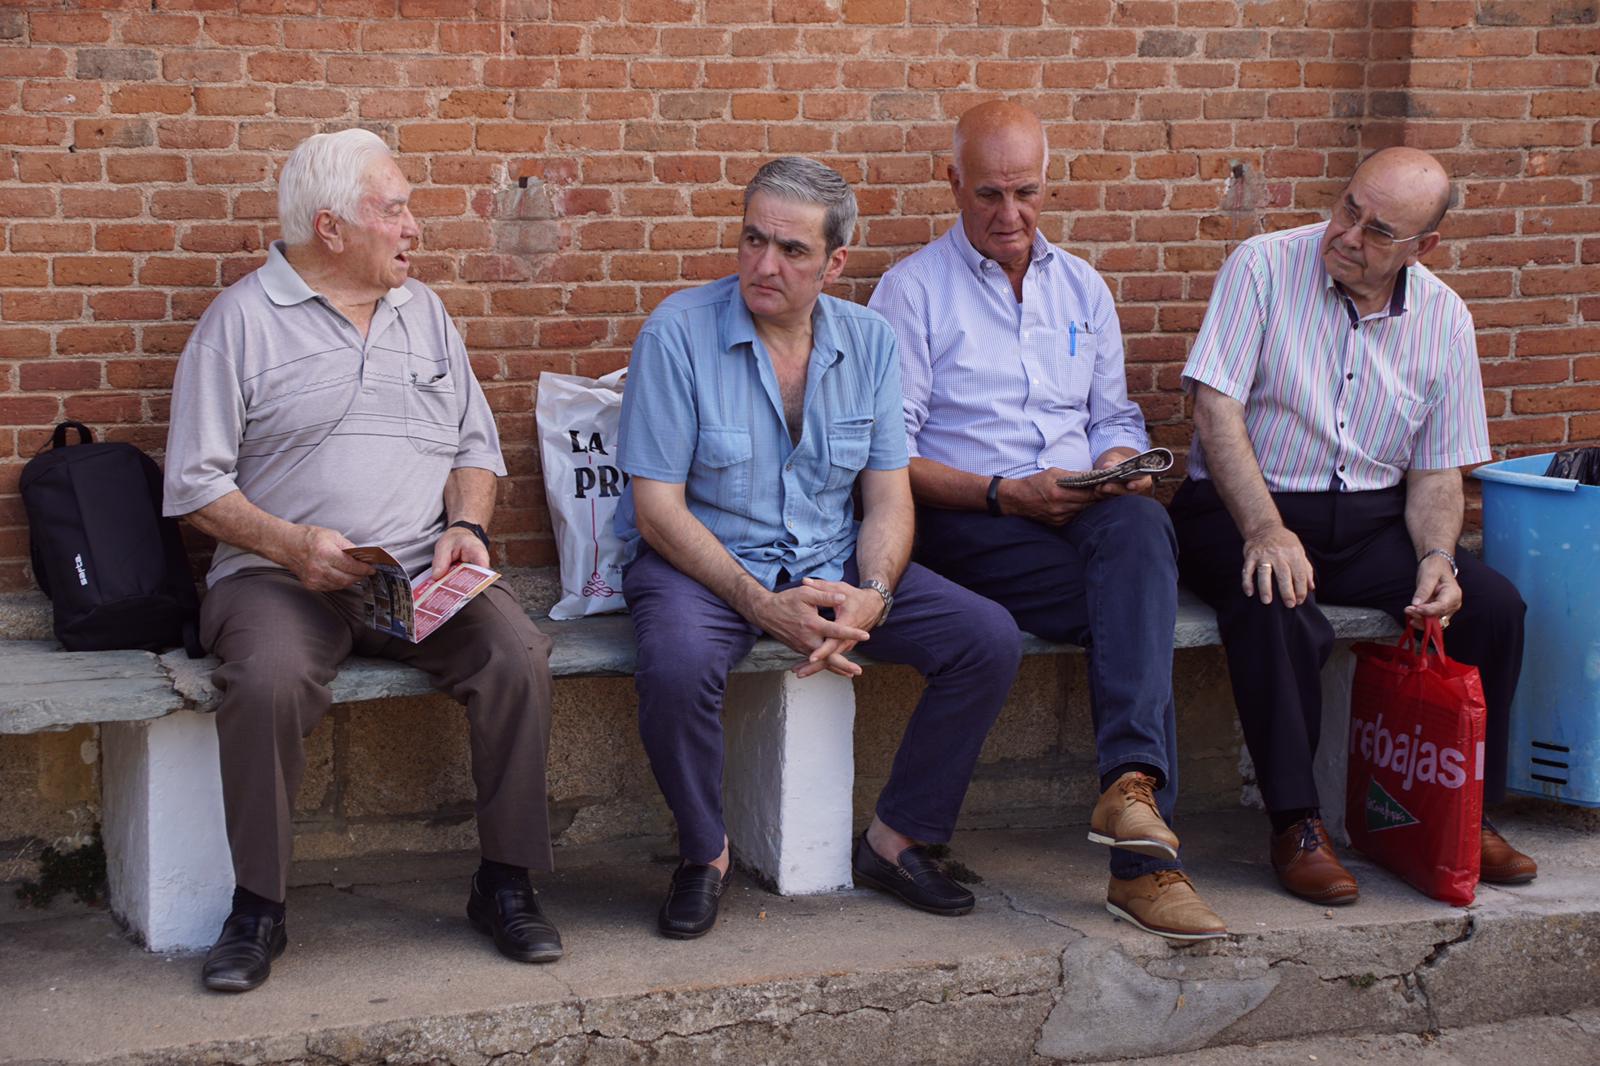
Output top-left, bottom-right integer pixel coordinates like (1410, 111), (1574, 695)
(624, 547), (1023, 865)
(1169, 478), (1525, 813)
(914, 494), (1184, 881)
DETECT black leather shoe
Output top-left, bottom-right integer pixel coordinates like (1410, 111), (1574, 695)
(851, 833), (975, 916)
(658, 861), (732, 940)
(467, 874), (564, 963)
(201, 911), (288, 993)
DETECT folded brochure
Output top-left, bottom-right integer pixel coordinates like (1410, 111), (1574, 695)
(343, 546), (500, 643)
(1055, 447), (1174, 489)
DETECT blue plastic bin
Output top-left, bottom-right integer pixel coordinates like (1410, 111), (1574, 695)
(1473, 452), (1600, 807)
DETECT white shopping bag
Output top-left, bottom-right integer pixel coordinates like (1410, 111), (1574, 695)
(537, 368), (629, 620)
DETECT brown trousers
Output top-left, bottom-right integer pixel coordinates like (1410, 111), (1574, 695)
(201, 568), (555, 902)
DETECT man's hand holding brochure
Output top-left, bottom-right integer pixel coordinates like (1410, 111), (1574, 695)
(343, 545), (500, 642)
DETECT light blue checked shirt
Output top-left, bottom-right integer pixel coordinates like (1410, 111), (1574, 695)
(614, 274), (909, 588)
(869, 223), (1147, 479)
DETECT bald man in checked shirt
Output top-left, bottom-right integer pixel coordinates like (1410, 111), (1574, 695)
(1169, 147), (1537, 906)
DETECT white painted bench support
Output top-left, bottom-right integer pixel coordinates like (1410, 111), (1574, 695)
(723, 670), (856, 895)
(101, 711), (233, 953)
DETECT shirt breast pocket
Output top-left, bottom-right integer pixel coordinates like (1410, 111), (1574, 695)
(824, 418), (873, 493)
(1036, 326), (1095, 408)
(693, 425), (753, 513)
(1370, 397), (1433, 467)
(405, 357), (460, 457)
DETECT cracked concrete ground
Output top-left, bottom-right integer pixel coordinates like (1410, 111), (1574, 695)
(1, 809), (1596, 1065)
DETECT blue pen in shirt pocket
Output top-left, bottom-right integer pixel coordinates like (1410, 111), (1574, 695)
(1067, 320), (1094, 357)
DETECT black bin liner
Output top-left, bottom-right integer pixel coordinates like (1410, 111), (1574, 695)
(1544, 448), (1600, 486)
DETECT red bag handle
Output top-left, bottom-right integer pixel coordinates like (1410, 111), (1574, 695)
(1398, 616), (1447, 665)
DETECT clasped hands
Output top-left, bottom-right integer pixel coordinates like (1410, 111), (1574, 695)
(753, 577), (885, 679)
(1239, 524), (1461, 628)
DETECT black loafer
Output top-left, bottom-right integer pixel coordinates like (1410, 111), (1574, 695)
(201, 911), (288, 993)
(467, 874), (564, 963)
(658, 861), (732, 940)
(851, 833), (975, 916)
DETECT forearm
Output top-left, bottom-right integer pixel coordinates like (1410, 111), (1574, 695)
(1405, 468), (1464, 557)
(908, 456), (993, 512)
(1193, 385), (1283, 538)
(184, 490), (303, 569)
(854, 481), (913, 591)
(444, 466), (497, 527)
(635, 491), (771, 622)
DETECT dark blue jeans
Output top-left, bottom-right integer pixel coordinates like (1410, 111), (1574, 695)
(915, 494), (1183, 880)
(624, 547), (1023, 865)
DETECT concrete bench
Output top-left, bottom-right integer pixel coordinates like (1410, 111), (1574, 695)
(0, 592), (1399, 952)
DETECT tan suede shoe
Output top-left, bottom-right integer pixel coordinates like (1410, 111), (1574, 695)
(1088, 771), (1179, 859)
(1106, 870), (1228, 942)
(1481, 823), (1537, 884)
(1270, 816), (1359, 905)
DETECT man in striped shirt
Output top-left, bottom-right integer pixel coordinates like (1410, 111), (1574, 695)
(871, 101), (1227, 943)
(1171, 147), (1536, 906)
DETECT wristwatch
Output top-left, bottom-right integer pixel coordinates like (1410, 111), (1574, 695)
(986, 475), (1005, 517)
(1418, 547), (1457, 577)
(860, 579), (894, 627)
(448, 520), (491, 553)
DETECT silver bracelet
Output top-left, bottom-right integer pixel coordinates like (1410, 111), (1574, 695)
(1417, 547), (1457, 577)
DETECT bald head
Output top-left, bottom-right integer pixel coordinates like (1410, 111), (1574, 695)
(952, 101), (1047, 182)
(1350, 147), (1452, 233)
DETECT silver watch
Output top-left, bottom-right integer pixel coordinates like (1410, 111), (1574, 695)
(860, 579), (894, 627)
(1418, 547), (1458, 577)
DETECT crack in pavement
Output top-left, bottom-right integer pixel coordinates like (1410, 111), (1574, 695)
(994, 886), (1088, 934)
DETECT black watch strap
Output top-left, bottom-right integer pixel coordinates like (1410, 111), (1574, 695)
(448, 520), (491, 552)
(986, 475), (1004, 518)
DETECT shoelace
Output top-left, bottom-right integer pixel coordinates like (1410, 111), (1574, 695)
(1121, 773), (1161, 815)
(1151, 869), (1191, 891)
(1297, 817), (1328, 856)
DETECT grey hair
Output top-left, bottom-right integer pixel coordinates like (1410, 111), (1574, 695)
(743, 157), (858, 254)
(278, 128), (394, 246)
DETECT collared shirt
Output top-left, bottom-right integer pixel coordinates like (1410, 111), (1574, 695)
(164, 240), (505, 585)
(1182, 222), (1489, 492)
(868, 221), (1147, 478)
(614, 274), (908, 588)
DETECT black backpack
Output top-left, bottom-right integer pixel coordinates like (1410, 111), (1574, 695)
(21, 421), (203, 657)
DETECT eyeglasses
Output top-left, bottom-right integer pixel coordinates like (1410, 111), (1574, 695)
(1330, 200), (1431, 251)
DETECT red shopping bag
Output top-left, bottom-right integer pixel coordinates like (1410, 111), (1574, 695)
(1346, 618), (1485, 906)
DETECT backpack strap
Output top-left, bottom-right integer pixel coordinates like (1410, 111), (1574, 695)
(51, 421), (94, 449)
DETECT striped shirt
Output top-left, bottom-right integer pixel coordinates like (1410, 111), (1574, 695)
(614, 274), (908, 588)
(1182, 223), (1489, 492)
(869, 222), (1147, 479)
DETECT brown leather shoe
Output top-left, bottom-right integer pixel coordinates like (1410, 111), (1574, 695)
(1106, 870), (1227, 942)
(1089, 771), (1179, 859)
(1480, 823), (1537, 884)
(1270, 816), (1359, 905)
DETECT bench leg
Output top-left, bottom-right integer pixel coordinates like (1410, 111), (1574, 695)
(723, 670), (856, 896)
(1313, 642), (1357, 845)
(101, 710), (233, 953)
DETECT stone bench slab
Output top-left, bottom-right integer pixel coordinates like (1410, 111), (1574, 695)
(1, 591), (1398, 734)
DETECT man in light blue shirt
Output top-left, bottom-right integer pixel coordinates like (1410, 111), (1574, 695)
(870, 102), (1225, 942)
(616, 158), (1021, 940)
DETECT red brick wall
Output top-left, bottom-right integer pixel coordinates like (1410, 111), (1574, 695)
(1, 0), (1595, 590)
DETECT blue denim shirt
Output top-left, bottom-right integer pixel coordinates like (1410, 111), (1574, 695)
(615, 274), (909, 587)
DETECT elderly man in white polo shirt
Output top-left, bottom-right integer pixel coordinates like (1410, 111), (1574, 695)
(1169, 147), (1536, 906)
(164, 129), (560, 992)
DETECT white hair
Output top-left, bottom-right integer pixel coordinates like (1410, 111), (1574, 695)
(277, 128), (394, 246)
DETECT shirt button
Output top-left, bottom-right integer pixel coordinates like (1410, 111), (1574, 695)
(1339, 464), (1346, 472)
(1346, 372), (1354, 380)
(1339, 421), (1345, 428)
(785, 463), (793, 471)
